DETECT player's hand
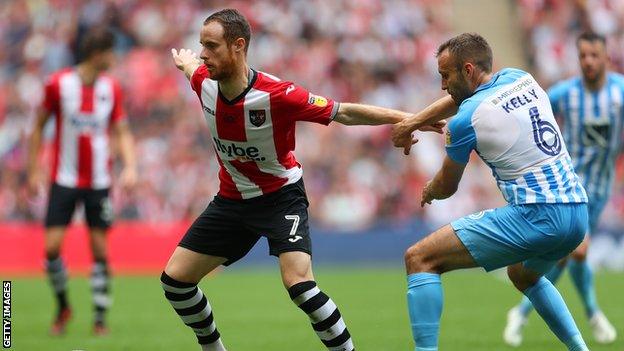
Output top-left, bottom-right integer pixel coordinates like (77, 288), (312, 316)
(27, 169), (45, 197)
(418, 120), (447, 134)
(171, 48), (201, 71)
(119, 166), (138, 192)
(392, 121), (419, 155)
(421, 181), (435, 207)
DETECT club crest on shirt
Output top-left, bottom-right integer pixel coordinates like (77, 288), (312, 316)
(249, 109), (266, 127)
(307, 93), (328, 107)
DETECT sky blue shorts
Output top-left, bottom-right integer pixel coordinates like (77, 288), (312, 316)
(587, 196), (607, 235)
(451, 203), (588, 274)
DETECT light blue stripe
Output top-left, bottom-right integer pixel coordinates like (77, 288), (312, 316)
(510, 179), (522, 204)
(576, 80), (586, 177)
(559, 158), (574, 200)
(542, 163), (560, 202)
(523, 172), (546, 203)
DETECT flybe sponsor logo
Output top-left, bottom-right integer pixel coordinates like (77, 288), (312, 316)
(213, 138), (267, 162)
(69, 113), (105, 130)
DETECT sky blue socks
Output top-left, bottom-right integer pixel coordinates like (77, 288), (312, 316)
(523, 277), (588, 351)
(518, 263), (566, 316)
(407, 273), (442, 351)
(568, 259), (598, 317)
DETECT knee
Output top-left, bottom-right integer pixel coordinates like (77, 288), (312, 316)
(507, 265), (540, 292)
(570, 245), (587, 261)
(404, 244), (438, 274)
(282, 271), (310, 290)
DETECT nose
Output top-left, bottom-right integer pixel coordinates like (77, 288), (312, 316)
(200, 47), (209, 61)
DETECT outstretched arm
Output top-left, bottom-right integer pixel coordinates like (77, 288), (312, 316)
(334, 103), (446, 133)
(392, 95), (458, 154)
(333, 103), (412, 126)
(171, 48), (202, 80)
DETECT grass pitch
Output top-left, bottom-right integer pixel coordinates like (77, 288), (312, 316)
(8, 267), (623, 351)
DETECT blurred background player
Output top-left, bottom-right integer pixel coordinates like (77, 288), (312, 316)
(393, 33), (591, 351)
(27, 27), (137, 335)
(161, 8), (443, 351)
(504, 31), (620, 346)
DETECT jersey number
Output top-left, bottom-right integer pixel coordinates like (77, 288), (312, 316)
(529, 106), (561, 156)
(285, 215), (302, 243)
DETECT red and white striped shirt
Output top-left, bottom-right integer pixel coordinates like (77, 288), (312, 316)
(42, 68), (126, 189)
(191, 66), (338, 199)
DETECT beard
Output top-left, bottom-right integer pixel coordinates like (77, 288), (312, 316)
(582, 67), (605, 86)
(207, 54), (237, 81)
(448, 80), (473, 105)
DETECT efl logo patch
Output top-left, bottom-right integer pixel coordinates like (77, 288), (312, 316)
(249, 109), (266, 127)
(445, 129), (452, 145)
(307, 93), (328, 107)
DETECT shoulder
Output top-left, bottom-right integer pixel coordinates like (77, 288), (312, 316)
(548, 77), (579, 96)
(450, 99), (479, 135)
(608, 72), (624, 89)
(255, 71), (303, 101)
(45, 67), (74, 86)
(255, 71), (292, 92)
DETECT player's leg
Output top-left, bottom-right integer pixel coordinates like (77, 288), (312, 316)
(84, 188), (113, 335)
(259, 179), (355, 351)
(504, 258), (567, 346)
(280, 251), (355, 351)
(44, 183), (78, 335)
(404, 224), (478, 351)
(507, 263), (588, 351)
(162, 247), (228, 351)
(569, 198), (616, 343)
(161, 196), (258, 351)
(569, 235), (617, 343)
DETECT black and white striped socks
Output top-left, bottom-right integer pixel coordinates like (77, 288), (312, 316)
(288, 281), (355, 351)
(91, 259), (111, 324)
(160, 272), (226, 351)
(46, 255), (68, 311)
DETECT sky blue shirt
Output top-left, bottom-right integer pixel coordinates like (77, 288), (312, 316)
(548, 72), (624, 200)
(446, 68), (588, 205)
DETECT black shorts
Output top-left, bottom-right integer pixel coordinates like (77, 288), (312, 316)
(45, 183), (113, 229)
(179, 178), (312, 266)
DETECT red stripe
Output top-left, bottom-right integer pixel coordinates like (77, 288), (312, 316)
(49, 75), (63, 184)
(80, 85), (94, 113)
(271, 89), (299, 169)
(77, 134), (93, 188)
(215, 96), (246, 141)
(215, 151), (242, 199)
(229, 160), (287, 195)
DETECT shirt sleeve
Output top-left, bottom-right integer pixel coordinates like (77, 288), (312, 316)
(547, 81), (567, 116)
(445, 110), (477, 164)
(110, 80), (126, 123)
(190, 65), (208, 96)
(42, 76), (60, 114)
(279, 83), (339, 125)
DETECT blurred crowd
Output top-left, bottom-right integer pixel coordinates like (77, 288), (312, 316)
(0, 0), (621, 233)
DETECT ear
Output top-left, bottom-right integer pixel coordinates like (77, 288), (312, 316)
(233, 38), (246, 53)
(463, 62), (474, 77)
